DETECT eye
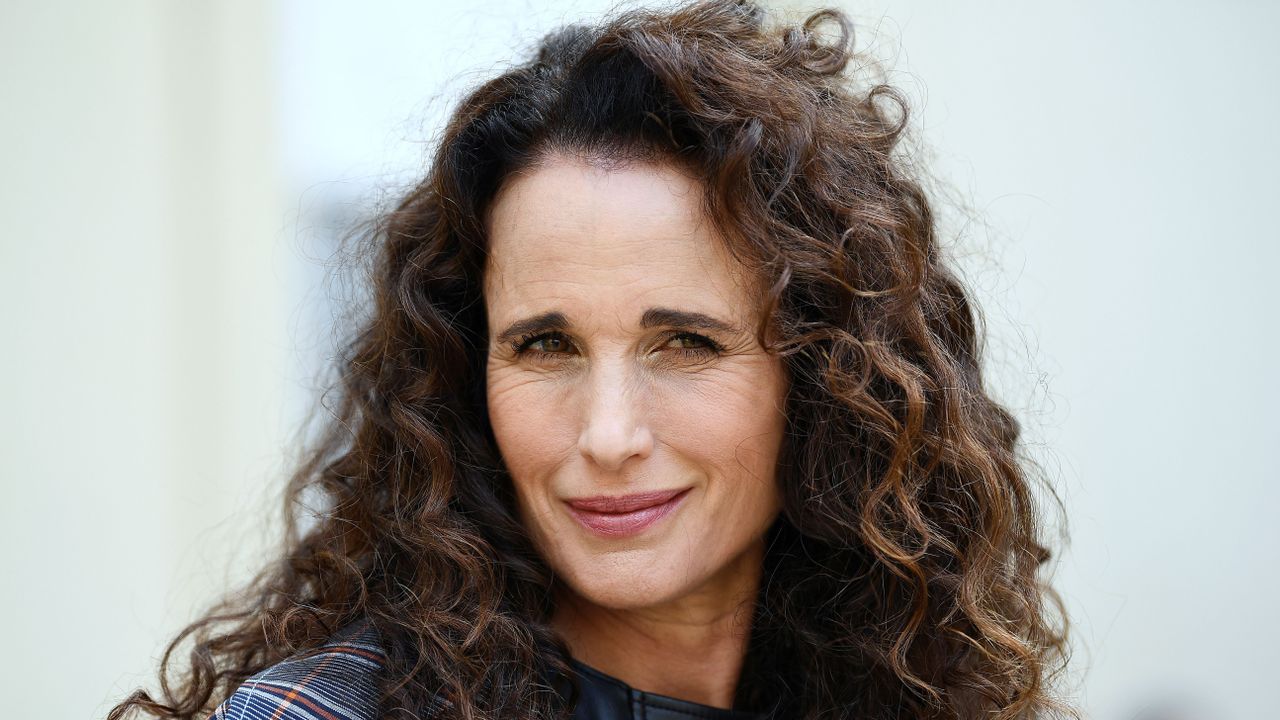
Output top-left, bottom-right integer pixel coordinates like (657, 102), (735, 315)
(512, 330), (575, 358)
(661, 332), (722, 359)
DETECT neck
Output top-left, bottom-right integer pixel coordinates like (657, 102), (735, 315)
(550, 540), (764, 710)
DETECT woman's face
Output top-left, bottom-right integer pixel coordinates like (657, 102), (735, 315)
(483, 153), (787, 611)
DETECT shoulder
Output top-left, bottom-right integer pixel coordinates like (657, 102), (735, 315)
(208, 618), (388, 720)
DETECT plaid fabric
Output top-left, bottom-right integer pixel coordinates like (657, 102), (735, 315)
(208, 618), (452, 720)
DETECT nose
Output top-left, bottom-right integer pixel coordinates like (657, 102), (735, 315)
(577, 359), (654, 471)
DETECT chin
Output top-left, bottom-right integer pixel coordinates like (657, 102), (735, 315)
(568, 576), (688, 611)
(557, 549), (698, 610)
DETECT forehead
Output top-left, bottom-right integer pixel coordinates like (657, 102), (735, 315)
(482, 155), (758, 319)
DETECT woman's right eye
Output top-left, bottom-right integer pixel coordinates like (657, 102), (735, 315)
(513, 331), (574, 357)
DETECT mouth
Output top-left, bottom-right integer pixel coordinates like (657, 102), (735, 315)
(564, 488), (691, 538)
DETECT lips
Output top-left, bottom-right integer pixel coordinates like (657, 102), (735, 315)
(564, 488), (690, 537)
(567, 489), (686, 513)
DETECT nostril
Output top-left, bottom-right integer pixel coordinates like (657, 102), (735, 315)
(578, 418), (654, 470)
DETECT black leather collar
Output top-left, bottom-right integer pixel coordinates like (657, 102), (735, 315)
(567, 658), (771, 720)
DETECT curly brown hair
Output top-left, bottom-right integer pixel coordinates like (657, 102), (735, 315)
(108, 1), (1075, 719)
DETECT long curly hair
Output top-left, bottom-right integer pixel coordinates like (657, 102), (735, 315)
(108, 1), (1075, 718)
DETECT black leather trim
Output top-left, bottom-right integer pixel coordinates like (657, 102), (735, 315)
(567, 658), (769, 720)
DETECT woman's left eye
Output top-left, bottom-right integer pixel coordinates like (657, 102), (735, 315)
(663, 332), (721, 357)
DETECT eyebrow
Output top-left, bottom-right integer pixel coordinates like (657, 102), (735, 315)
(494, 311), (570, 346)
(494, 307), (741, 346)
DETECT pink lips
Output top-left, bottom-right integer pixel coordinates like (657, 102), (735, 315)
(565, 488), (690, 537)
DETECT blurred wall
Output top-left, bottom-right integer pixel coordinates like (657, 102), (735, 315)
(1, 1), (285, 717)
(2, 2), (1276, 720)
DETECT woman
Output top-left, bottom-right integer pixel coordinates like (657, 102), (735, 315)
(108, 1), (1074, 719)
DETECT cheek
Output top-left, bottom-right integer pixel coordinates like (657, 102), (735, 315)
(485, 370), (583, 551)
(664, 363), (787, 477)
(487, 369), (573, 470)
(658, 363), (787, 549)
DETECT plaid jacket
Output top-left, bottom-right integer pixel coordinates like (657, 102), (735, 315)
(208, 618), (452, 720)
(207, 619), (769, 720)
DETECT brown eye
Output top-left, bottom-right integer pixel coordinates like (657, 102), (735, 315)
(663, 332), (721, 358)
(513, 331), (574, 357)
(538, 336), (566, 352)
(673, 335), (700, 348)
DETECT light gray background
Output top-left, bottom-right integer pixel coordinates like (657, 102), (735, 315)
(2, 1), (1275, 719)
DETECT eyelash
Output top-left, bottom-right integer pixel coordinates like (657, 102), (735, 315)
(511, 330), (722, 361)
